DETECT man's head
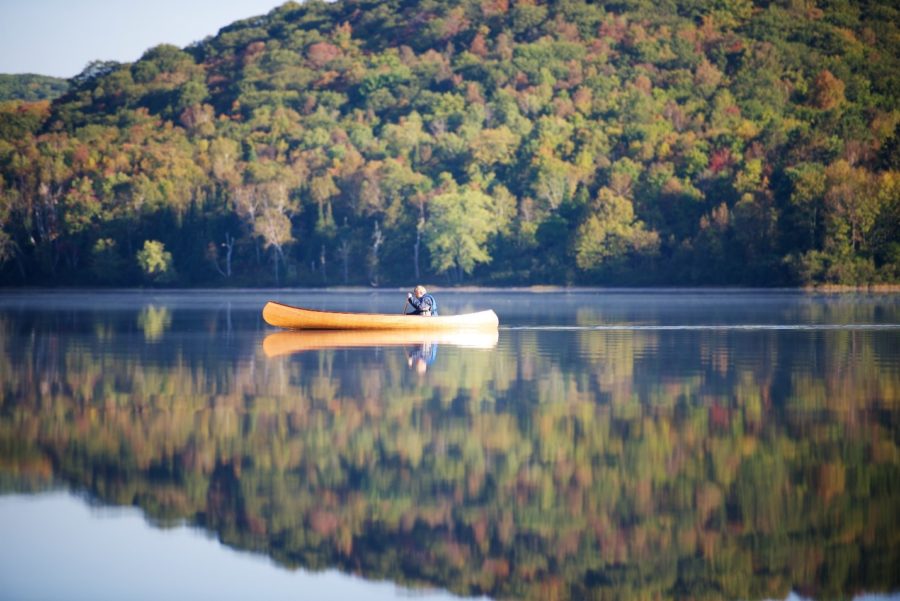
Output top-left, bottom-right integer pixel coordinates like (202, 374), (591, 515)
(414, 285), (427, 298)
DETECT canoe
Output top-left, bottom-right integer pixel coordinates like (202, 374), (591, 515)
(262, 301), (499, 331)
(263, 329), (498, 357)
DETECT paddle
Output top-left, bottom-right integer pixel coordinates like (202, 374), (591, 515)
(402, 298), (409, 315)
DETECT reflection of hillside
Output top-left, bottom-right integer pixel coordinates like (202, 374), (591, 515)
(1, 318), (899, 600)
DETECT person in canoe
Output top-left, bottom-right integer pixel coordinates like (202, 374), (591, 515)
(406, 285), (438, 316)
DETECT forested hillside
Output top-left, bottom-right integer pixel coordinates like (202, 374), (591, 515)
(0, 74), (68, 102)
(1, 0), (898, 286)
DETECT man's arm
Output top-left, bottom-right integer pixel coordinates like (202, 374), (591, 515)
(408, 294), (424, 311)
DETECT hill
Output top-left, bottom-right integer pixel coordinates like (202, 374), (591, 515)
(1, 0), (898, 286)
(0, 73), (68, 102)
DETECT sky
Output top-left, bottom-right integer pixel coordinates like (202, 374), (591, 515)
(0, 0), (285, 78)
(0, 492), (475, 601)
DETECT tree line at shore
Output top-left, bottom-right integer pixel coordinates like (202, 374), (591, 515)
(1, 0), (898, 286)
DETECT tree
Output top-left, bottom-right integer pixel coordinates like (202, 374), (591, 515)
(91, 238), (126, 284)
(574, 188), (659, 273)
(811, 70), (845, 111)
(70, 60), (122, 89)
(0, 182), (19, 275)
(234, 180), (296, 284)
(207, 232), (235, 279)
(136, 240), (174, 283)
(786, 162), (826, 252)
(470, 126), (519, 166)
(824, 160), (879, 255)
(426, 187), (500, 282)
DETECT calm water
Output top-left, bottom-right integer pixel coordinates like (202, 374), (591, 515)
(1, 289), (898, 601)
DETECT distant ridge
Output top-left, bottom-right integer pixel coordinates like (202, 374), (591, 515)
(0, 73), (68, 102)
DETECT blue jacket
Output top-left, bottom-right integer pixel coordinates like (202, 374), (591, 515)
(407, 293), (438, 316)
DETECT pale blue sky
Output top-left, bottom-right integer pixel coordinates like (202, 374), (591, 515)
(1, 492), (479, 601)
(0, 0), (285, 78)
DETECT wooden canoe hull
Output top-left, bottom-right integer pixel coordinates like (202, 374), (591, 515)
(263, 329), (498, 357)
(262, 301), (499, 331)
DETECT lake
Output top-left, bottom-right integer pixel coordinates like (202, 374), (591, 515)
(1, 289), (898, 601)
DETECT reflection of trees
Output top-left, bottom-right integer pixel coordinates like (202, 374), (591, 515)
(1, 315), (898, 600)
(137, 305), (172, 341)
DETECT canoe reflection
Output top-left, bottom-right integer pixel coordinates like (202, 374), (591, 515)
(262, 328), (499, 358)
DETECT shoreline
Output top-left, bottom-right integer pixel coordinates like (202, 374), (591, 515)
(802, 284), (900, 293)
(2, 284), (900, 294)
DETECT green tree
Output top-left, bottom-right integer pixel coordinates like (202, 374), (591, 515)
(824, 160), (879, 255)
(786, 162), (826, 252)
(575, 188), (659, 273)
(425, 186), (500, 282)
(136, 239), (174, 283)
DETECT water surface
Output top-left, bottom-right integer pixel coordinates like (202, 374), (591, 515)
(1, 289), (898, 600)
